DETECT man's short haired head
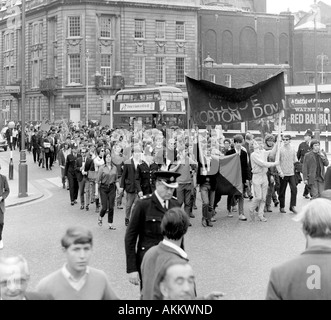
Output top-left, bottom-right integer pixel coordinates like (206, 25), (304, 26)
(304, 129), (313, 138)
(161, 208), (190, 241)
(61, 226), (93, 249)
(245, 133), (254, 141)
(310, 139), (320, 149)
(0, 256), (30, 300)
(233, 135), (244, 144)
(293, 198), (331, 239)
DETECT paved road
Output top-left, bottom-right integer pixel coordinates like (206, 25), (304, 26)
(0, 147), (310, 300)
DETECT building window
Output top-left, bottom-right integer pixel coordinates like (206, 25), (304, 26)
(100, 17), (112, 38)
(31, 60), (40, 88)
(101, 54), (112, 86)
(176, 57), (185, 83)
(68, 16), (81, 38)
(104, 101), (111, 114)
(155, 57), (166, 84)
(225, 74), (231, 87)
(209, 74), (216, 83)
(32, 23), (43, 45)
(3, 54), (14, 85)
(4, 32), (14, 51)
(68, 54), (81, 84)
(134, 56), (145, 84)
(156, 21), (165, 40)
(135, 19), (145, 39)
(176, 22), (185, 41)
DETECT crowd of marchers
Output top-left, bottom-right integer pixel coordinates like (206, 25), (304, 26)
(2, 120), (331, 300)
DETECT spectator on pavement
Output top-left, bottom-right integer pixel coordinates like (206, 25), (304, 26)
(36, 226), (120, 300)
(0, 165), (10, 250)
(302, 139), (329, 199)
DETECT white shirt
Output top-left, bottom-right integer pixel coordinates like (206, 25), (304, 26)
(61, 265), (90, 291)
(162, 239), (188, 259)
(155, 190), (169, 209)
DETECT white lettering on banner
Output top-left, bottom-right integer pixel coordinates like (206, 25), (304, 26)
(119, 102), (155, 111)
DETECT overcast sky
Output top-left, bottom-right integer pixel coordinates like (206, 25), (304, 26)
(267, 0), (331, 14)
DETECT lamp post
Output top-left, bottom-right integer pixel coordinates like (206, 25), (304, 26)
(86, 50), (89, 127)
(325, 108), (330, 153)
(18, 0), (27, 198)
(313, 0), (321, 141)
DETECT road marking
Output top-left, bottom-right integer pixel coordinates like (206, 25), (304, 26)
(45, 177), (63, 188)
(34, 178), (60, 190)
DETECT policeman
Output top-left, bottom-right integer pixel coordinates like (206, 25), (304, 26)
(136, 149), (160, 197)
(125, 171), (181, 287)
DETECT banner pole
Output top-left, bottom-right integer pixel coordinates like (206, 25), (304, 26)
(276, 112), (282, 162)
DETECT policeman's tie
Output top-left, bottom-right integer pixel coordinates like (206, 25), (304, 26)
(163, 201), (167, 211)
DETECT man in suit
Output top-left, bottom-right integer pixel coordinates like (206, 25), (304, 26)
(0, 255), (51, 300)
(225, 134), (250, 221)
(64, 146), (80, 206)
(302, 139), (329, 199)
(121, 144), (142, 226)
(31, 129), (40, 163)
(125, 171), (181, 288)
(0, 166), (10, 250)
(266, 198), (331, 300)
(76, 146), (90, 210)
(297, 129), (313, 199)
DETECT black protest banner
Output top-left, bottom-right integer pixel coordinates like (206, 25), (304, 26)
(186, 73), (285, 126)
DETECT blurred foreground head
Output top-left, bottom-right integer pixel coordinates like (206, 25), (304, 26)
(0, 255), (30, 300)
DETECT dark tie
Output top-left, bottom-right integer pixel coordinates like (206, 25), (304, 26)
(163, 201), (167, 210)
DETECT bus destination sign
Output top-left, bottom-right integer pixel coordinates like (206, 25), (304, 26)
(120, 102), (155, 112)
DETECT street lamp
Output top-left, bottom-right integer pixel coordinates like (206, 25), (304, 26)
(324, 107), (330, 153)
(313, 0), (321, 141)
(203, 53), (214, 81)
(86, 50), (89, 127)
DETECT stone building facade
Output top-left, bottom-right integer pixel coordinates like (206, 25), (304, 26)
(0, 0), (199, 125)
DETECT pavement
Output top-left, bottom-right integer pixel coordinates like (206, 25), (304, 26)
(0, 149), (44, 208)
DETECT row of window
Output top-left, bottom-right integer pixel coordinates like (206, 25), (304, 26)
(3, 17), (186, 46)
(68, 16), (186, 40)
(134, 56), (185, 85)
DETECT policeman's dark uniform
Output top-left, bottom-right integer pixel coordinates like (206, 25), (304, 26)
(135, 161), (160, 195)
(125, 171), (181, 279)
